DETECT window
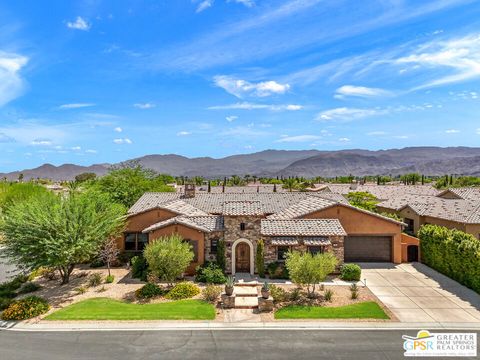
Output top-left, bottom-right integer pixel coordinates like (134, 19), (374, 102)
(240, 223), (246, 231)
(185, 239), (198, 262)
(124, 232), (148, 251)
(210, 238), (218, 254)
(404, 218), (415, 235)
(308, 246), (325, 255)
(277, 246), (290, 261)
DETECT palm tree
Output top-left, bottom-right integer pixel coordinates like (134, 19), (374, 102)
(283, 178), (297, 192)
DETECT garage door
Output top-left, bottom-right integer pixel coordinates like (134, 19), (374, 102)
(344, 236), (392, 262)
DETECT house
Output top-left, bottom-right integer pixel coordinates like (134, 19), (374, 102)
(377, 187), (480, 239)
(118, 185), (408, 275)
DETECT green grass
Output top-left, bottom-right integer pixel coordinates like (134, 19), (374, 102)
(45, 298), (216, 321)
(274, 301), (389, 320)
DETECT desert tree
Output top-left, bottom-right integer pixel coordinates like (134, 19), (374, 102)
(99, 237), (120, 276)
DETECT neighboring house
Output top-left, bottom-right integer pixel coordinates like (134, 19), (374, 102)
(377, 187), (480, 239)
(119, 185), (408, 275)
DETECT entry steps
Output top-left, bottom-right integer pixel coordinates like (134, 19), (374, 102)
(233, 283), (259, 309)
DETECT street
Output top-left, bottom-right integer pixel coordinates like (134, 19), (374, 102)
(0, 329), (478, 360)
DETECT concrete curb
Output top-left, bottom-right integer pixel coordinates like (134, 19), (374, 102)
(2, 320), (480, 332)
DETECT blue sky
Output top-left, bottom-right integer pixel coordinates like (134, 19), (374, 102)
(1, 0), (480, 172)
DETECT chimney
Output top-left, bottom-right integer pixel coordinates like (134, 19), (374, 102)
(184, 183), (195, 198)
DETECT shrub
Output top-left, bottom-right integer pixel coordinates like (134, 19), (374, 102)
(135, 283), (166, 299)
(350, 284), (359, 300)
(288, 287), (301, 301)
(105, 275), (115, 284)
(165, 282), (200, 300)
(0, 297), (14, 311)
(131, 255), (148, 281)
(1, 296), (50, 320)
(195, 262), (226, 284)
(18, 282), (41, 294)
(341, 264), (362, 281)
(74, 286), (87, 295)
(419, 224), (480, 293)
(89, 258), (105, 268)
(324, 289), (334, 302)
(256, 240), (265, 278)
(0, 275), (28, 298)
(270, 284), (287, 303)
(97, 286), (107, 293)
(285, 251), (337, 296)
(88, 273), (103, 287)
(202, 284), (222, 303)
(266, 262), (289, 279)
(143, 234), (194, 285)
(28, 267), (56, 281)
(216, 239), (226, 272)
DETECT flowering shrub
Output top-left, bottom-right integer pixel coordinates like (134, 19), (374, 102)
(201, 285), (221, 303)
(1, 296), (50, 320)
(135, 283), (166, 299)
(165, 282), (200, 300)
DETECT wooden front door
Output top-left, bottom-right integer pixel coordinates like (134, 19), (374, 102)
(235, 242), (250, 273)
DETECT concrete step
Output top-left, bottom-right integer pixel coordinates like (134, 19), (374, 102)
(234, 286), (258, 297)
(234, 296), (259, 309)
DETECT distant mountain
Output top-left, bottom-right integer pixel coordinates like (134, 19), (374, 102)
(2, 147), (480, 180)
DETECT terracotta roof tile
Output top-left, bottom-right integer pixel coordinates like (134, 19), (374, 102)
(261, 219), (347, 236)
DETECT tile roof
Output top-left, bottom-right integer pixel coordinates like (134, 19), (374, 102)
(142, 215), (224, 233)
(261, 219), (347, 236)
(403, 199), (480, 224)
(270, 237), (299, 246)
(161, 199), (208, 216)
(323, 184), (440, 200)
(303, 237), (331, 246)
(266, 196), (336, 220)
(437, 187), (480, 201)
(177, 185), (287, 193)
(222, 201), (264, 216)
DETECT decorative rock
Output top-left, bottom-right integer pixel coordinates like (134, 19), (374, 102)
(258, 296), (274, 312)
(221, 293), (236, 309)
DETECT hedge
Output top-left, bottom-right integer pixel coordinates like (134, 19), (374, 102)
(418, 224), (480, 294)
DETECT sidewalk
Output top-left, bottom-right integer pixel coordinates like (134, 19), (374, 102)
(3, 319), (480, 332)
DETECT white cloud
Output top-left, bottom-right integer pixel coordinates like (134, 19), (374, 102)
(445, 129), (460, 134)
(395, 33), (480, 89)
(334, 85), (392, 99)
(85, 149), (97, 154)
(276, 135), (321, 143)
(113, 138), (132, 144)
(134, 102), (156, 109)
(66, 16), (91, 31)
(367, 131), (388, 136)
(209, 102), (302, 111)
(114, 127), (123, 133)
(316, 107), (384, 121)
(476, 128), (480, 135)
(71, 146), (81, 151)
(213, 75), (290, 98)
(58, 103), (95, 109)
(31, 139), (53, 146)
(338, 137), (350, 142)
(394, 135), (409, 139)
(229, 0), (255, 7)
(226, 115), (238, 122)
(196, 0), (213, 13)
(0, 51), (29, 107)
(177, 131), (191, 136)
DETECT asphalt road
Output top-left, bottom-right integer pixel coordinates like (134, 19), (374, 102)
(0, 329), (478, 360)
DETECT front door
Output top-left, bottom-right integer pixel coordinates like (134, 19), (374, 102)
(235, 242), (250, 273)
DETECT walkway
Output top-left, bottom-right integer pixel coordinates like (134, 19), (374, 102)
(361, 262), (480, 323)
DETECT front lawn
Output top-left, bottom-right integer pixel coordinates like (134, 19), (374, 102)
(45, 298), (216, 320)
(274, 301), (389, 320)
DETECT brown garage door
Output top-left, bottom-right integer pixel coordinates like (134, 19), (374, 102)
(344, 236), (392, 262)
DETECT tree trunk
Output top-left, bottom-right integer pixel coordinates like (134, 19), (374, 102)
(58, 264), (75, 284)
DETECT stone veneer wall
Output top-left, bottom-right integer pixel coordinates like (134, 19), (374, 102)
(204, 231), (224, 263)
(223, 215), (263, 274)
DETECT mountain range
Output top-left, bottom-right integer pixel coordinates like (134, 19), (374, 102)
(2, 147), (480, 181)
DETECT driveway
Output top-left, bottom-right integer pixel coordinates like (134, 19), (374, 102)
(361, 262), (480, 323)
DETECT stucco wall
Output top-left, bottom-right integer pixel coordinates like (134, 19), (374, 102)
(303, 205), (403, 263)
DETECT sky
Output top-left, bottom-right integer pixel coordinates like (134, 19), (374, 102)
(0, 0), (480, 172)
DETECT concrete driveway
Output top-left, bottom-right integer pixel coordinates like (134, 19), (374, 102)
(361, 262), (480, 323)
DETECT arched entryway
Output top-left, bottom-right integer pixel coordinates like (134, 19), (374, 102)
(231, 238), (254, 275)
(407, 245), (419, 262)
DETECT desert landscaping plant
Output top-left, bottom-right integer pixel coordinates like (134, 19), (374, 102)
(224, 276), (234, 296)
(285, 251), (338, 297)
(256, 240), (265, 278)
(99, 237), (120, 277)
(340, 264), (362, 281)
(135, 283), (166, 299)
(18, 282), (41, 294)
(195, 262), (227, 284)
(105, 274), (115, 284)
(324, 289), (334, 302)
(130, 255), (148, 281)
(202, 284), (222, 303)
(165, 282), (200, 300)
(88, 273), (103, 287)
(0, 191), (125, 284)
(1, 296), (50, 320)
(350, 284), (359, 299)
(143, 234), (194, 285)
